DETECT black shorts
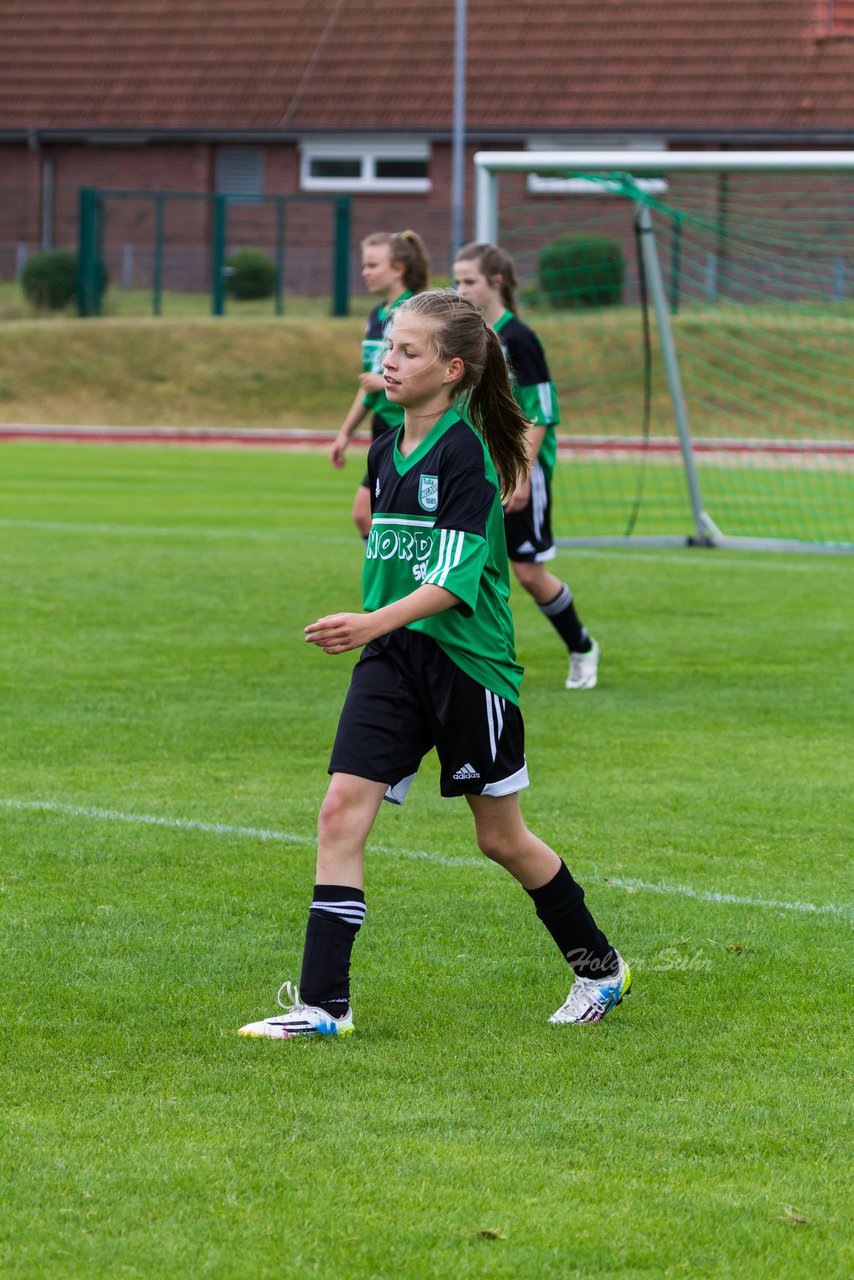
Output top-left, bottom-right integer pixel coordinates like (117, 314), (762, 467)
(329, 628), (529, 804)
(360, 415), (396, 489)
(504, 459), (556, 563)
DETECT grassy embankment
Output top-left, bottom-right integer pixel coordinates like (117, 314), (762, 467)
(1, 281), (851, 439)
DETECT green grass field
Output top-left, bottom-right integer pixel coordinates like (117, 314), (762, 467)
(1, 442), (852, 1279)
(551, 454), (854, 545)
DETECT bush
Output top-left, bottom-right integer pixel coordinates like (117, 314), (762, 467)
(21, 249), (77, 310)
(21, 249), (109, 311)
(225, 248), (276, 301)
(538, 235), (625, 309)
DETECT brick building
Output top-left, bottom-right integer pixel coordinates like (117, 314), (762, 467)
(1, 0), (852, 292)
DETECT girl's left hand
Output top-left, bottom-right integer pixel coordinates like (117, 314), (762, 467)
(304, 613), (375, 654)
(504, 476), (531, 514)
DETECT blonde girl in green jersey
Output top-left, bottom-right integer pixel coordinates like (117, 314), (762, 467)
(331, 229), (430, 536)
(239, 291), (630, 1041)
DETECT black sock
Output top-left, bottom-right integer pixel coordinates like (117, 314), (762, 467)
(538, 583), (591, 653)
(526, 861), (617, 979)
(299, 884), (366, 1016)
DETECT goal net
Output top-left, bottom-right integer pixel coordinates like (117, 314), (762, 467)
(474, 151), (854, 552)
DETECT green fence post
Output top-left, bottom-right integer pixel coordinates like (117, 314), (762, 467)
(152, 193), (164, 316)
(212, 194), (227, 316)
(77, 187), (97, 317)
(332, 197), (351, 316)
(274, 197), (285, 316)
(92, 191), (105, 315)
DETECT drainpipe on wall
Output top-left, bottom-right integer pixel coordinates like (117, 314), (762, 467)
(27, 129), (54, 250)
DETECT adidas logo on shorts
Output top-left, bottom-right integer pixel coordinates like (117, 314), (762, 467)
(452, 762), (481, 781)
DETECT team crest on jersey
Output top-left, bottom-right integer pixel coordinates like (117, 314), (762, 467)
(418, 474), (439, 512)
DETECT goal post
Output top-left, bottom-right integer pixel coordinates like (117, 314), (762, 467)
(473, 149), (854, 554)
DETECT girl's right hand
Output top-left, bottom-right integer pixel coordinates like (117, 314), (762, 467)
(330, 432), (349, 468)
(304, 612), (376, 653)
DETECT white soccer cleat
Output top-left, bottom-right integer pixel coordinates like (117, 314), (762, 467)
(238, 981), (354, 1039)
(549, 953), (632, 1025)
(566, 637), (600, 690)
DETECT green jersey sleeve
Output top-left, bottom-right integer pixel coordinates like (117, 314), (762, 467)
(422, 463), (496, 615)
(513, 379), (560, 427)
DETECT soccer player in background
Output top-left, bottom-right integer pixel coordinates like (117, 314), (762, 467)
(454, 242), (600, 690)
(239, 290), (631, 1039)
(330, 229), (431, 537)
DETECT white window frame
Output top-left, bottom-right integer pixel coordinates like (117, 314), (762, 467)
(300, 138), (431, 193)
(526, 138), (668, 195)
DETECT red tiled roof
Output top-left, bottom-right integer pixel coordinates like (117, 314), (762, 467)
(0, 0), (852, 133)
(820, 0), (854, 36)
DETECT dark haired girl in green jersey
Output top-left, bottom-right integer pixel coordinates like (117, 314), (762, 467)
(455, 241), (600, 691)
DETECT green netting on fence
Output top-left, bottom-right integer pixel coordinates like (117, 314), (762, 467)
(497, 170), (853, 547)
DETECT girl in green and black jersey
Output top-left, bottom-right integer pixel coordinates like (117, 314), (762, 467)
(331, 229), (430, 536)
(454, 242), (600, 691)
(239, 291), (631, 1041)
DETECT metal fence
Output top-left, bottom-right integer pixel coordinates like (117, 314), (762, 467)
(76, 189), (351, 317)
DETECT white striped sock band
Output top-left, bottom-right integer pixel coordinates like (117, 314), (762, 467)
(310, 899), (367, 928)
(539, 582), (572, 618)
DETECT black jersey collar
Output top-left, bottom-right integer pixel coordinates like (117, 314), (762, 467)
(392, 406), (462, 475)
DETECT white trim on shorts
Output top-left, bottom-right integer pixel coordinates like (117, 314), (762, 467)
(480, 762), (530, 797)
(485, 689), (505, 762)
(531, 460), (547, 542)
(383, 773), (417, 806)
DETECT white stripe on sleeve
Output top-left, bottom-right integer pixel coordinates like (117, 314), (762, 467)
(427, 528), (466, 589)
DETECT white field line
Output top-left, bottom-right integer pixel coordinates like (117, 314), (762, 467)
(0, 798), (477, 869)
(0, 518), (824, 571)
(556, 548), (821, 573)
(0, 517), (285, 541)
(605, 877), (851, 919)
(3, 797), (850, 918)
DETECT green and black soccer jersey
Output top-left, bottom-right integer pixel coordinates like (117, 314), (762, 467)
(493, 310), (560, 481)
(361, 291), (413, 430)
(364, 407), (524, 704)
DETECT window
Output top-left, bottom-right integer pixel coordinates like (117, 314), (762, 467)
(216, 148), (264, 199)
(309, 158), (362, 180)
(374, 158), (429, 180)
(300, 139), (431, 193)
(526, 139), (668, 196)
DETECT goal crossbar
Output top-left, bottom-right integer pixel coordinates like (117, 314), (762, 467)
(473, 149), (854, 554)
(475, 150), (854, 244)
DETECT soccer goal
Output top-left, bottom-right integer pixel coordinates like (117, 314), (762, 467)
(474, 150), (854, 553)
